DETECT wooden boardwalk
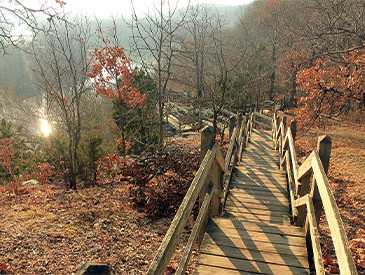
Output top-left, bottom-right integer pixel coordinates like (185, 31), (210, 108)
(195, 129), (310, 274)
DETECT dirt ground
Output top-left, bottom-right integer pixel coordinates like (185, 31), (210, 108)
(0, 131), (202, 275)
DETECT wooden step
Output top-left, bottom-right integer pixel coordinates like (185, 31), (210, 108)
(225, 199), (288, 213)
(230, 182), (287, 196)
(228, 190), (288, 203)
(210, 218), (304, 237)
(199, 243), (309, 268)
(196, 254), (309, 274)
(202, 234), (308, 257)
(206, 223), (305, 247)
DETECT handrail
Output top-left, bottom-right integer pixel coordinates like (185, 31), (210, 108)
(272, 113), (357, 275)
(147, 111), (254, 275)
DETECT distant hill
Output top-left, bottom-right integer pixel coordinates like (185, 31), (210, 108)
(0, 3), (247, 100)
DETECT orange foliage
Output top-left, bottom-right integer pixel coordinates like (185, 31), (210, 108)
(296, 50), (365, 126)
(88, 45), (146, 108)
(55, 0), (66, 8)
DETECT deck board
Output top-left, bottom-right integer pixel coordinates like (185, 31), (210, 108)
(195, 129), (309, 274)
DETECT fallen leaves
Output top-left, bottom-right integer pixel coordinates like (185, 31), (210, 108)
(0, 131), (202, 274)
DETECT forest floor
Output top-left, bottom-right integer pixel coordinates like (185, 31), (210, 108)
(0, 118), (364, 274)
(0, 132), (201, 275)
(290, 114), (365, 274)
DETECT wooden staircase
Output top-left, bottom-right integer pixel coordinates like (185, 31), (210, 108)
(147, 112), (357, 275)
(195, 129), (309, 274)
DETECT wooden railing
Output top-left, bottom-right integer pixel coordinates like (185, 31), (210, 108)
(147, 112), (254, 275)
(272, 113), (357, 275)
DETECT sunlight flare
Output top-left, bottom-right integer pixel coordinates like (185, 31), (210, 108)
(39, 118), (52, 137)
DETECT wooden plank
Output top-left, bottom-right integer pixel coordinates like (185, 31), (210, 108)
(293, 195), (308, 208)
(195, 265), (254, 275)
(226, 198), (288, 212)
(227, 194), (289, 208)
(243, 151), (277, 157)
(311, 152), (357, 274)
(229, 191), (288, 203)
(254, 119), (271, 129)
(196, 254), (309, 274)
(206, 225), (306, 247)
(254, 111), (273, 122)
(147, 146), (217, 275)
(237, 168), (285, 174)
(233, 177), (286, 187)
(225, 127), (238, 171)
(227, 197), (288, 210)
(232, 175), (287, 185)
(240, 154), (278, 159)
(225, 200), (288, 213)
(287, 129), (299, 188)
(233, 176), (286, 187)
(222, 160), (236, 206)
(222, 213), (289, 225)
(210, 218), (304, 237)
(199, 243), (309, 268)
(225, 206), (289, 218)
(306, 196), (325, 274)
(215, 146), (227, 174)
(240, 155), (278, 160)
(237, 118), (247, 164)
(241, 151), (278, 157)
(235, 167), (286, 175)
(176, 187), (213, 275)
(230, 183), (287, 196)
(284, 150), (296, 221)
(238, 163), (279, 170)
(202, 234), (308, 257)
(297, 152), (314, 181)
(230, 187), (288, 200)
(237, 155), (279, 163)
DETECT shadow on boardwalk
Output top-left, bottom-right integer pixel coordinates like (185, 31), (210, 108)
(195, 129), (309, 274)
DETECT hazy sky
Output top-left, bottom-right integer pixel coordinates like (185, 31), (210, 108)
(61, 0), (255, 18)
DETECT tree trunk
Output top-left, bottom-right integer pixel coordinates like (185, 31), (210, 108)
(288, 68), (297, 109)
(213, 111), (218, 136)
(269, 70), (276, 101)
(69, 172), (77, 190)
(158, 106), (164, 149)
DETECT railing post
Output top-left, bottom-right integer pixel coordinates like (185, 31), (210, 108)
(272, 112), (277, 140)
(282, 116), (288, 135)
(275, 116), (281, 150)
(290, 120), (297, 142)
(200, 126), (214, 163)
(210, 161), (223, 218)
(313, 135), (332, 225)
(317, 135), (331, 174)
(281, 116), (288, 155)
(237, 113), (243, 133)
(276, 116), (281, 134)
(249, 112), (254, 140)
(229, 115), (236, 141)
(199, 126), (214, 245)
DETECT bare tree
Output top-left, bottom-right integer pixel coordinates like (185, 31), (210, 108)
(31, 16), (92, 190)
(0, 0), (63, 52)
(175, 4), (220, 128)
(204, 14), (246, 137)
(128, 0), (189, 148)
